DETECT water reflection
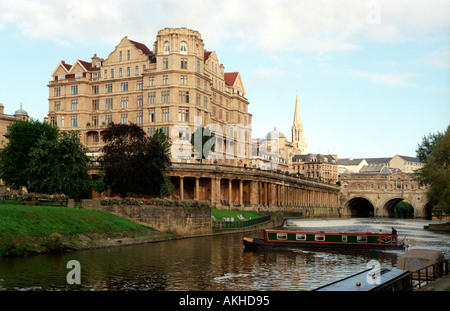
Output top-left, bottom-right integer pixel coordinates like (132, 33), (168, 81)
(0, 218), (448, 291)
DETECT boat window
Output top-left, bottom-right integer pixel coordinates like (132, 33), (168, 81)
(315, 234), (325, 241)
(296, 234), (306, 241)
(277, 233), (287, 240)
(357, 236), (367, 243)
(342, 235), (347, 242)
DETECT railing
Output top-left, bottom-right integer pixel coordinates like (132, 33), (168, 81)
(376, 258), (449, 291)
(212, 215), (271, 229)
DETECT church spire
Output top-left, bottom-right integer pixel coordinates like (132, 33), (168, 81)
(291, 92), (307, 154)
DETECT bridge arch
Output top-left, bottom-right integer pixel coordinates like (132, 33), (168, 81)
(381, 198), (414, 218)
(345, 196), (375, 217)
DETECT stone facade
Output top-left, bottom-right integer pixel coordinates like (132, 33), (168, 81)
(48, 27), (252, 166)
(339, 171), (430, 218)
(292, 154), (339, 184)
(0, 103), (30, 150)
(81, 199), (212, 237)
(168, 162), (340, 213)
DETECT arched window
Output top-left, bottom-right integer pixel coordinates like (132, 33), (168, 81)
(180, 41), (188, 54)
(164, 41), (170, 53)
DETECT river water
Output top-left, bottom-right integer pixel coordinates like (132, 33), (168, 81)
(0, 218), (448, 291)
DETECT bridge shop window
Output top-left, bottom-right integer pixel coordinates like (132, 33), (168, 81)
(315, 234), (325, 241)
(296, 234), (307, 241)
(277, 233), (287, 240)
(357, 236), (367, 243)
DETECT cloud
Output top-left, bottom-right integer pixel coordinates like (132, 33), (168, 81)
(351, 70), (417, 87)
(417, 45), (450, 69)
(1, 0), (449, 54)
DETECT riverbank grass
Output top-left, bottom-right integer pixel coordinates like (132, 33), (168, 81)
(0, 203), (160, 256)
(211, 208), (260, 221)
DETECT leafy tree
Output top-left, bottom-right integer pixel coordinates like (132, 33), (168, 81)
(393, 201), (414, 218)
(0, 120), (58, 190)
(99, 123), (172, 197)
(416, 125), (450, 215)
(416, 130), (444, 162)
(191, 126), (215, 163)
(28, 131), (92, 198)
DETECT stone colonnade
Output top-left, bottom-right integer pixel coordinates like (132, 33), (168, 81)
(168, 163), (340, 212)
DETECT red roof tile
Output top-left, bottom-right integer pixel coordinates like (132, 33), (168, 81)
(129, 39), (152, 55)
(224, 72), (239, 86)
(204, 51), (212, 62)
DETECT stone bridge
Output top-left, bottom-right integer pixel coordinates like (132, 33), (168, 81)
(339, 171), (431, 219)
(168, 162), (341, 215)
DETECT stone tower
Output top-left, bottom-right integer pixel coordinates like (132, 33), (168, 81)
(291, 92), (307, 154)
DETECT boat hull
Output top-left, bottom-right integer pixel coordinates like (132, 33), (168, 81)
(243, 237), (406, 251)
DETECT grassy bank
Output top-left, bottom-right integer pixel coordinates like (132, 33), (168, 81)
(211, 208), (260, 221)
(0, 203), (166, 256)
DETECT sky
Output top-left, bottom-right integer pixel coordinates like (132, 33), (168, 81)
(0, 0), (448, 159)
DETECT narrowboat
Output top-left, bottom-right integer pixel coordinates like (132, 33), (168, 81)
(243, 229), (406, 250)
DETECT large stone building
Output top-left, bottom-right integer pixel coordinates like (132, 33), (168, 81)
(292, 153), (339, 184)
(0, 103), (30, 149)
(48, 27), (252, 166)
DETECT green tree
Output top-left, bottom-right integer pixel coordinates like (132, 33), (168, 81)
(0, 120), (59, 190)
(191, 126), (215, 163)
(99, 123), (172, 197)
(28, 131), (92, 198)
(416, 130), (444, 162)
(393, 201), (414, 218)
(416, 125), (450, 215)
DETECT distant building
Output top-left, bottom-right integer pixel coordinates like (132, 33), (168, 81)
(291, 92), (307, 155)
(0, 103), (30, 149)
(292, 153), (339, 184)
(338, 155), (424, 174)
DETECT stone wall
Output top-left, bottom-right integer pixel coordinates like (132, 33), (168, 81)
(81, 199), (212, 237)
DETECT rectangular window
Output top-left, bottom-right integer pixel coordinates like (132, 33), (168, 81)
(163, 75), (169, 85)
(92, 85), (99, 94)
(162, 91), (170, 103)
(357, 236), (367, 243)
(119, 68), (122, 77)
(121, 82), (128, 91)
(121, 97), (128, 108)
(148, 128), (156, 138)
(54, 101), (61, 111)
(181, 58), (187, 69)
(120, 113), (128, 124)
(149, 109), (155, 123)
(178, 127), (190, 141)
(179, 91), (190, 103)
(71, 85), (78, 95)
(92, 99), (99, 111)
(111, 69), (114, 78)
(315, 234), (325, 241)
(106, 98), (113, 110)
(137, 80), (143, 90)
(137, 95), (143, 107)
(50, 116), (57, 127)
(71, 116), (78, 127)
(277, 233), (287, 240)
(135, 66), (139, 75)
(136, 112), (143, 124)
(92, 115), (99, 127)
(342, 235), (348, 242)
(162, 108), (169, 122)
(163, 58), (168, 69)
(181, 75), (188, 85)
(178, 108), (189, 122)
(127, 50), (130, 61)
(296, 234), (307, 241)
(54, 87), (61, 96)
(105, 114), (113, 125)
(149, 76), (155, 86)
(105, 84), (113, 93)
(148, 92), (156, 105)
(161, 127), (170, 138)
(71, 100), (78, 111)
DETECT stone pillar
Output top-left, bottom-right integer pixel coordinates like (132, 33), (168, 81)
(195, 177), (200, 200)
(228, 179), (232, 208)
(239, 179), (243, 207)
(180, 177), (184, 201)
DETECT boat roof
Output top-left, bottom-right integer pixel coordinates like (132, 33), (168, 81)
(264, 229), (396, 236)
(314, 268), (408, 291)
